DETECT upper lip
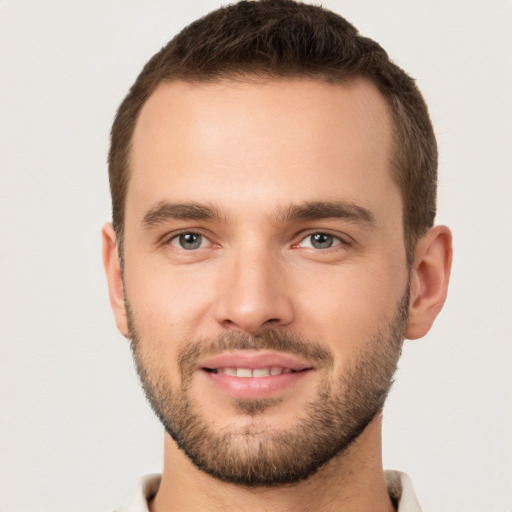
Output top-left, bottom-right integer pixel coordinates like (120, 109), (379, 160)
(197, 351), (313, 371)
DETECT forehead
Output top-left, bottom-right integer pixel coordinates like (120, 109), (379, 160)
(128, 78), (397, 223)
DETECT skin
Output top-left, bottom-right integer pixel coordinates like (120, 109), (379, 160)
(103, 79), (452, 511)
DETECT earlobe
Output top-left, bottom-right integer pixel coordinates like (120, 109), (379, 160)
(102, 223), (129, 337)
(405, 225), (453, 340)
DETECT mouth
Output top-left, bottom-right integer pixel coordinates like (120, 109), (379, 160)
(197, 351), (314, 400)
(204, 366), (303, 377)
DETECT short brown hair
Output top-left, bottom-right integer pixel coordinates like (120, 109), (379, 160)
(109, 0), (437, 262)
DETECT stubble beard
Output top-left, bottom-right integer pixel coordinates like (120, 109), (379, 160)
(127, 288), (409, 487)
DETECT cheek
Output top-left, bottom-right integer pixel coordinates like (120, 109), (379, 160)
(293, 261), (407, 354)
(124, 259), (216, 343)
(125, 273), (212, 392)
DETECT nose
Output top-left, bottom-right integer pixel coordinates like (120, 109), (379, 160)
(214, 246), (294, 334)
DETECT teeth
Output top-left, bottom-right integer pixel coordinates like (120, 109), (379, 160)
(215, 367), (295, 377)
(236, 368), (252, 378)
(252, 368), (270, 377)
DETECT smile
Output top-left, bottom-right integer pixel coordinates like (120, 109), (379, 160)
(205, 367), (299, 377)
(197, 351), (314, 400)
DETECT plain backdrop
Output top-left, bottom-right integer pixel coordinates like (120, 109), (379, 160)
(1, 1), (511, 511)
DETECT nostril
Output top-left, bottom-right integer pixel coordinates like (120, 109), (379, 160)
(214, 287), (294, 334)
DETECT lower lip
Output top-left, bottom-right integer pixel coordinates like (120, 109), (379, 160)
(200, 369), (312, 399)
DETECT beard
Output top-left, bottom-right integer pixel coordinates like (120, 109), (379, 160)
(127, 287), (409, 487)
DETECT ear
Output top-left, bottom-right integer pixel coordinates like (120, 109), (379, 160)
(102, 223), (129, 337)
(405, 225), (453, 340)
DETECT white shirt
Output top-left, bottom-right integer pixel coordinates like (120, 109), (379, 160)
(113, 470), (422, 511)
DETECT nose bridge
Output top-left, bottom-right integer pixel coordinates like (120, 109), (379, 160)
(214, 238), (293, 333)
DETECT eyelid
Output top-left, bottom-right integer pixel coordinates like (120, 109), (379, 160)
(170, 233), (208, 250)
(159, 228), (351, 250)
(162, 228), (215, 247)
(293, 230), (352, 248)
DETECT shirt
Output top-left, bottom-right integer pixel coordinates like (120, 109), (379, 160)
(113, 470), (422, 511)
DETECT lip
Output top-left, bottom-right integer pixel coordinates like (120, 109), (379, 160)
(197, 351), (314, 400)
(197, 351), (312, 372)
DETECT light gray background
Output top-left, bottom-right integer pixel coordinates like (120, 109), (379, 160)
(1, 1), (511, 511)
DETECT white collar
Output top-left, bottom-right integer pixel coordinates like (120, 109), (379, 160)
(115, 470), (422, 511)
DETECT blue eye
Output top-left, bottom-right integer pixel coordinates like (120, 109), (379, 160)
(301, 233), (342, 249)
(170, 233), (206, 250)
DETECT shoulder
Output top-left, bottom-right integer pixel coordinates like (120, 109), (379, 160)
(384, 470), (423, 512)
(111, 474), (162, 512)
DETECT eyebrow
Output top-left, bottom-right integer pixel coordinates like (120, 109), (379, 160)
(142, 201), (226, 229)
(141, 200), (376, 230)
(278, 201), (376, 227)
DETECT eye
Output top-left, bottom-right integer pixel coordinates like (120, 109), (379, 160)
(169, 232), (208, 250)
(299, 232), (343, 249)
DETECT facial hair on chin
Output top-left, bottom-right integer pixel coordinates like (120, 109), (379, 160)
(126, 287), (408, 487)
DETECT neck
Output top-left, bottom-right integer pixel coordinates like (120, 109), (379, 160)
(150, 415), (395, 512)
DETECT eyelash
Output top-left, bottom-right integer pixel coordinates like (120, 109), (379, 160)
(294, 232), (349, 250)
(166, 230), (212, 251)
(165, 230), (349, 251)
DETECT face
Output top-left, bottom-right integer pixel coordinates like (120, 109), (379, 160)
(117, 79), (411, 485)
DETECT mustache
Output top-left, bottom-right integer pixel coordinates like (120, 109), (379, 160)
(178, 330), (334, 379)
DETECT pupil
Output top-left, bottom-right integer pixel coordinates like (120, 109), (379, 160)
(180, 233), (201, 249)
(312, 233), (332, 248)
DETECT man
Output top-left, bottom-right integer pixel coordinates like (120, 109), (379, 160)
(103, 1), (452, 510)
